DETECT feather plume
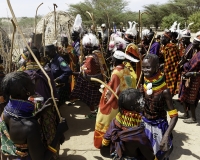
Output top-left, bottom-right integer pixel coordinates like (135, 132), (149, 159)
(82, 33), (99, 47)
(187, 22), (194, 30)
(73, 14), (83, 33)
(169, 21), (177, 32)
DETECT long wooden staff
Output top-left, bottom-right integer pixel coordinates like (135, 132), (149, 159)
(34, 3), (43, 47)
(7, 0), (62, 122)
(90, 77), (118, 99)
(53, 3), (58, 39)
(9, 19), (16, 73)
(42, 19), (46, 57)
(86, 11), (110, 79)
(136, 31), (157, 89)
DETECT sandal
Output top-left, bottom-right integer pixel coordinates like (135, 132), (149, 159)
(178, 114), (190, 119)
(183, 118), (197, 124)
(85, 113), (97, 119)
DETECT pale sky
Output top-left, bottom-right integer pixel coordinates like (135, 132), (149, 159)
(1, 0), (168, 18)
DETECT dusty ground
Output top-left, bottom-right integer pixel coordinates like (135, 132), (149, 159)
(58, 95), (200, 160)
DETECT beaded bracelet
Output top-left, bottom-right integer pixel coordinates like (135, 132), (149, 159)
(168, 109), (178, 118)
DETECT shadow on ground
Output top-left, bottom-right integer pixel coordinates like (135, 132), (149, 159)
(171, 130), (200, 159)
(59, 100), (96, 141)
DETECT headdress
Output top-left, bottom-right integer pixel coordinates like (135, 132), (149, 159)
(82, 33), (99, 47)
(194, 31), (200, 42)
(125, 21), (138, 39)
(169, 21), (177, 32)
(101, 23), (106, 28)
(141, 29), (150, 39)
(108, 36), (126, 52)
(113, 50), (139, 62)
(72, 14), (83, 34)
(180, 22), (194, 38)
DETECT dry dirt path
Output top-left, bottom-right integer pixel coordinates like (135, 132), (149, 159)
(58, 94), (200, 160)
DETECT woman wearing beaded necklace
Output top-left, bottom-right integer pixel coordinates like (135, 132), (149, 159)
(101, 88), (155, 160)
(142, 54), (178, 160)
(0, 72), (68, 160)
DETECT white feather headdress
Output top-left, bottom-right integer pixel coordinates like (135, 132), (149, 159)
(73, 14), (83, 33)
(169, 21), (177, 32)
(125, 21), (138, 36)
(82, 33), (99, 47)
(141, 29), (150, 39)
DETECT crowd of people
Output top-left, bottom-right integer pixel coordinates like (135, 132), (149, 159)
(0, 12), (199, 160)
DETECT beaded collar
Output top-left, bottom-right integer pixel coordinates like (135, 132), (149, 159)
(4, 98), (35, 118)
(143, 71), (167, 95)
(116, 109), (142, 128)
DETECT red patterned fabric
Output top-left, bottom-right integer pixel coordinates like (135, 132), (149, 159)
(179, 51), (200, 105)
(161, 43), (181, 96)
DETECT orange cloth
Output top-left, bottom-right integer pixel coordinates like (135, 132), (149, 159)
(94, 64), (135, 149)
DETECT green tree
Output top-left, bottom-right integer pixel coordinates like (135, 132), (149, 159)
(143, 4), (164, 30)
(188, 11), (200, 32)
(161, 13), (185, 30)
(68, 0), (134, 29)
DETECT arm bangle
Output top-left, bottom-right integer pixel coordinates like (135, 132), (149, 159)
(168, 109), (178, 117)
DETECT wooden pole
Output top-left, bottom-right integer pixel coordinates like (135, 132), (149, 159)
(9, 19), (16, 73)
(91, 78), (118, 99)
(7, 0), (62, 122)
(136, 31), (157, 89)
(42, 19), (46, 57)
(34, 3), (43, 47)
(53, 3), (58, 39)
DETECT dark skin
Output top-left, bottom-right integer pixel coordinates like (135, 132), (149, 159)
(142, 58), (178, 155)
(119, 92), (154, 160)
(179, 37), (200, 122)
(102, 89), (154, 160)
(3, 77), (68, 160)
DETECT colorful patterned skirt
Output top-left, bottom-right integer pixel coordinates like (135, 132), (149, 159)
(70, 74), (102, 107)
(179, 76), (200, 106)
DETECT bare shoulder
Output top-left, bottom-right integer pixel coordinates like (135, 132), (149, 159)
(162, 88), (172, 99)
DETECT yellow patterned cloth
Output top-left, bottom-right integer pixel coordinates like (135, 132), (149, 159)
(94, 64), (135, 149)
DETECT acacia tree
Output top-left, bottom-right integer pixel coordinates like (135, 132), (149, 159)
(161, 13), (185, 30)
(188, 11), (200, 32)
(68, 0), (135, 29)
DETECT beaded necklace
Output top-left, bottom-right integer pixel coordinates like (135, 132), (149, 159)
(116, 109), (142, 127)
(143, 71), (167, 95)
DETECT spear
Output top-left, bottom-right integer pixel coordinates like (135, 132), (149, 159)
(34, 2), (43, 47)
(7, 0), (62, 122)
(9, 19), (16, 73)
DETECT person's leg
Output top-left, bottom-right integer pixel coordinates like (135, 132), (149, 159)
(183, 104), (197, 123)
(85, 106), (97, 119)
(178, 102), (190, 119)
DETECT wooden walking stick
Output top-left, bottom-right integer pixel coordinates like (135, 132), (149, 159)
(7, 0), (62, 122)
(53, 3), (58, 39)
(9, 19), (16, 73)
(136, 31), (157, 89)
(34, 2), (43, 47)
(90, 78), (118, 99)
(42, 19), (46, 57)
(86, 11), (110, 79)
